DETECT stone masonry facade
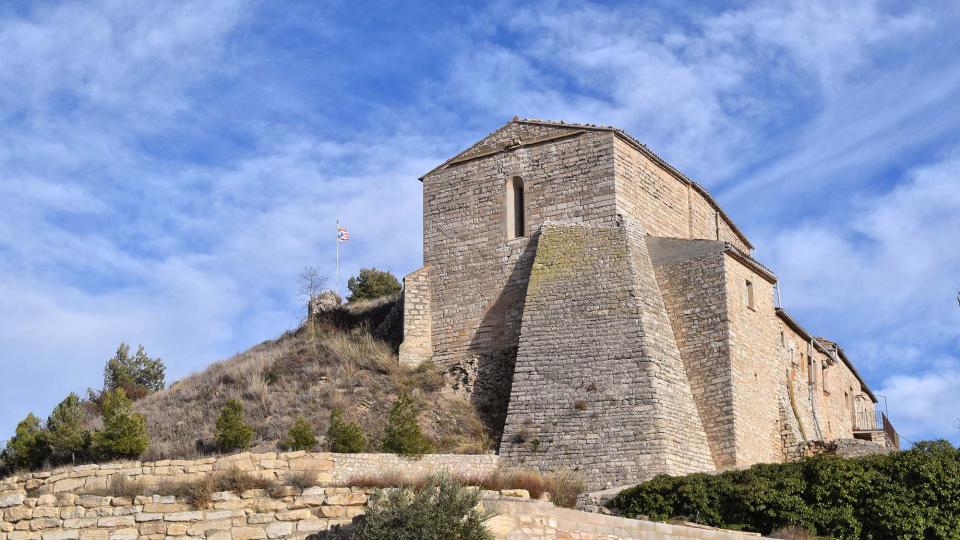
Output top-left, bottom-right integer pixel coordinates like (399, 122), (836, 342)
(398, 118), (896, 489)
(0, 453), (762, 540)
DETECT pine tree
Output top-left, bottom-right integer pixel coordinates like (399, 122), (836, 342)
(281, 416), (318, 451)
(215, 399), (254, 451)
(346, 268), (401, 302)
(3, 413), (51, 471)
(327, 408), (367, 453)
(91, 389), (149, 460)
(381, 393), (433, 456)
(103, 343), (165, 398)
(47, 393), (90, 463)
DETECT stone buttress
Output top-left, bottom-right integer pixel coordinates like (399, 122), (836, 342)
(498, 220), (715, 489)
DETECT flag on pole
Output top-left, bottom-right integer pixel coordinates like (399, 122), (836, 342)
(337, 225), (350, 241)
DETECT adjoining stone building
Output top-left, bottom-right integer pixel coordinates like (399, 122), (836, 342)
(399, 118), (897, 489)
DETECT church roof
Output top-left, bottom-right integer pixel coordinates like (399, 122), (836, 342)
(420, 117), (754, 251)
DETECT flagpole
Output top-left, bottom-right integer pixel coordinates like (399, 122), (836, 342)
(335, 219), (340, 297)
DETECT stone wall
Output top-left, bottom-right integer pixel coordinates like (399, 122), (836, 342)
(422, 122), (617, 436)
(0, 453), (497, 540)
(0, 453), (500, 499)
(0, 485), (371, 540)
(397, 266), (431, 368)
(418, 119), (757, 438)
(612, 137), (751, 253)
(777, 311), (879, 452)
(0, 453), (760, 540)
(483, 497), (760, 540)
(724, 255), (783, 467)
(649, 238), (735, 469)
(499, 222), (714, 489)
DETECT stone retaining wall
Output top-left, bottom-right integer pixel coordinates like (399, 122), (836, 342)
(0, 453), (500, 497)
(483, 497), (760, 540)
(1, 452), (760, 540)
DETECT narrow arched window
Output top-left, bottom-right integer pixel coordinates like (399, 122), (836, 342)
(506, 176), (525, 239)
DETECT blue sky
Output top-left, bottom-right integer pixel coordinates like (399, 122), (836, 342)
(1, 0), (958, 446)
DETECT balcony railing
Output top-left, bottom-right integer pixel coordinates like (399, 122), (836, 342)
(853, 410), (900, 449)
(853, 410), (882, 431)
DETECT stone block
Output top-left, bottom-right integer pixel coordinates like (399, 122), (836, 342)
(51, 481), (84, 495)
(162, 512), (203, 522)
(186, 520), (232, 536)
(30, 509), (58, 520)
(313, 506), (343, 519)
(60, 519), (96, 530)
(41, 530), (79, 540)
(164, 523), (187, 536)
(245, 514), (274, 525)
(254, 500), (288, 513)
(231, 527), (266, 540)
(0, 496), (25, 509)
(137, 522), (165, 536)
(5, 506), (32, 522)
(287, 458), (333, 472)
(95, 516), (135, 528)
(8, 532), (41, 540)
(28, 520), (61, 532)
(274, 509), (311, 521)
(204, 511), (243, 522)
(141, 504), (185, 514)
(323, 493), (367, 506)
(106, 529), (136, 540)
(296, 520), (328, 533)
(74, 499), (108, 510)
(265, 522), (292, 539)
(59, 507), (83, 520)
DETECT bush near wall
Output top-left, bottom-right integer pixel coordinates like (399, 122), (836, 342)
(609, 440), (960, 540)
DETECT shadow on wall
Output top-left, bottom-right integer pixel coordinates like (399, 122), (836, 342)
(308, 519), (362, 539)
(453, 231), (540, 448)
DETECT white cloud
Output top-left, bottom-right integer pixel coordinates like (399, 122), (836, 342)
(444, 0), (928, 181)
(877, 362), (960, 444)
(0, 0), (434, 439)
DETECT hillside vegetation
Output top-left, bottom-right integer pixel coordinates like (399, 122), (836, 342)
(133, 295), (488, 460)
(609, 440), (960, 540)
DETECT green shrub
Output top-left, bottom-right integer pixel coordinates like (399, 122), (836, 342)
(352, 474), (493, 540)
(2, 413), (51, 471)
(214, 399), (254, 451)
(327, 408), (367, 453)
(346, 268), (401, 303)
(91, 389), (149, 460)
(47, 393), (91, 464)
(609, 440), (960, 539)
(103, 343), (165, 397)
(381, 393), (434, 456)
(281, 416), (317, 451)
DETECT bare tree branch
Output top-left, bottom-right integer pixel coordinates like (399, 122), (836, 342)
(298, 266), (328, 303)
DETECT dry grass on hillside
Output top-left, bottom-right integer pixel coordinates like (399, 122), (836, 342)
(134, 300), (487, 460)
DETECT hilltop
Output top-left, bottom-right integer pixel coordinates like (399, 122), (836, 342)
(132, 295), (489, 460)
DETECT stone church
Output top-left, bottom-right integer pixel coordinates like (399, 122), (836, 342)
(397, 118), (898, 489)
